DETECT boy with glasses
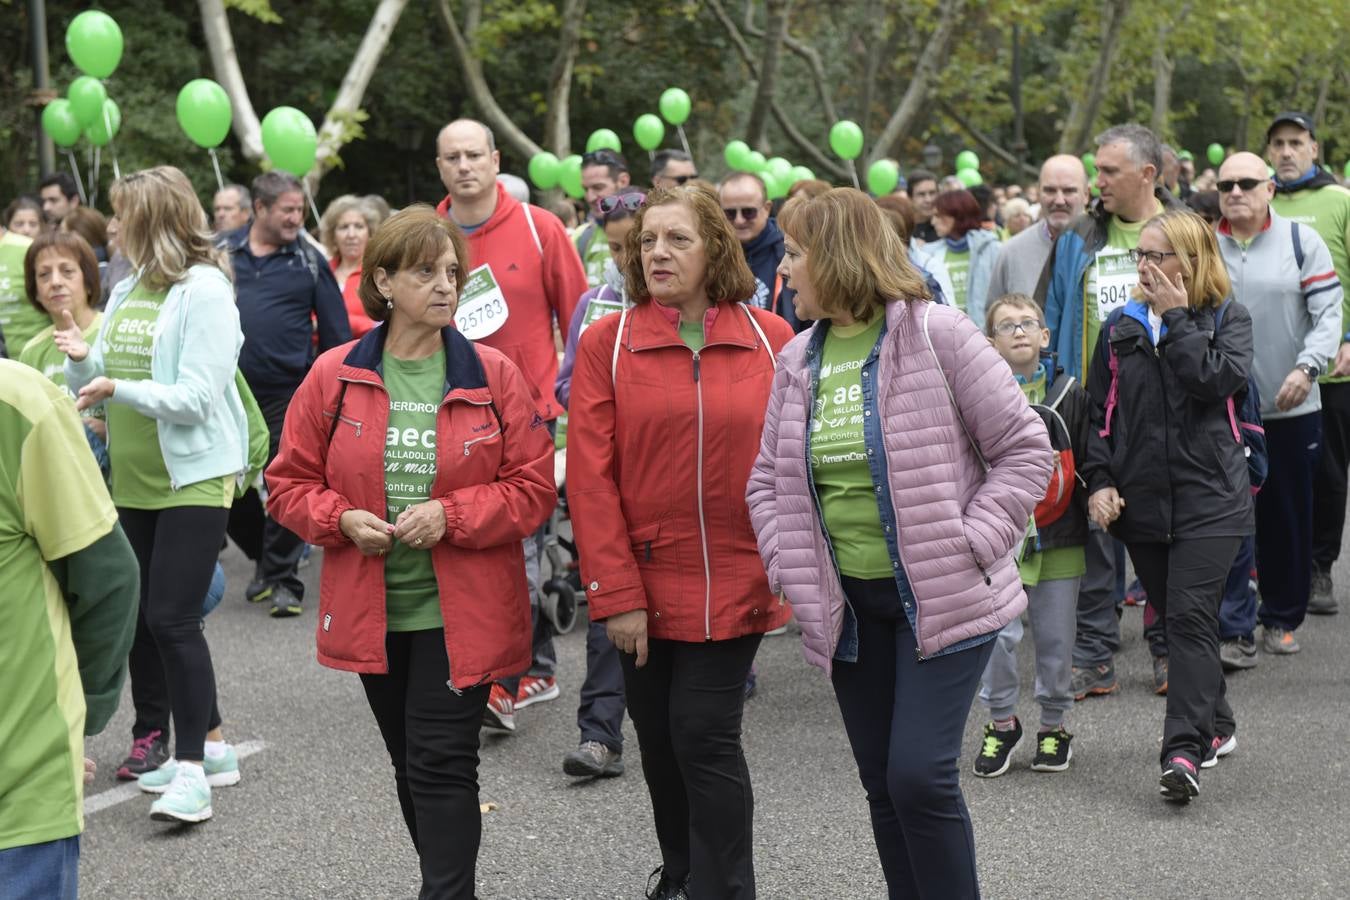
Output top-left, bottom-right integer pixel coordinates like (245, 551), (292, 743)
(973, 293), (1090, 777)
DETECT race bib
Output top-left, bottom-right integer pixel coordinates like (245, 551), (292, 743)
(579, 297), (624, 336)
(1092, 248), (1136, 321)
(456, 264), (509, 340)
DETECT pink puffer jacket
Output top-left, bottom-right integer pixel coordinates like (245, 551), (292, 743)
(746, 299), (1052, 669)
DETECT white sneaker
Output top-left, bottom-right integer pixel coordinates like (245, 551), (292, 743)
(149, 762), (213, 823)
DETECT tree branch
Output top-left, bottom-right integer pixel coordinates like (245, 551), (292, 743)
(542, 0), (587, 155)
(197, 0), (263, 159)
(1058, 0), (1133, 154)
(746, 0), (791, 149)
(936, 100), (1038, 177)
(868, 0), (966, 164)
(742, 0), (838, 125)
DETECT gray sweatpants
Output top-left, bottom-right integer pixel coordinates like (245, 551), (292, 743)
(979, 575), (1080, 729)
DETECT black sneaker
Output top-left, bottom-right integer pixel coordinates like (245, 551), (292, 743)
(1159, 756), (1200, 803)
(245, 568), (272, 604)
(563, 741), (624, 778)
(1070, 662), (1119, 700)
(1201, 733), (1236, 769)
(973, 719), (1022, 778)
(116, 730), (170, 781)
(1030, 727), (1073, 772)
(645, 865), (689, 900)
(268, 586), (302, 618)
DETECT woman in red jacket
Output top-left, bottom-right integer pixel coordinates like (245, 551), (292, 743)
(567, 182), (794, 900)
(266, 206), (555, 900)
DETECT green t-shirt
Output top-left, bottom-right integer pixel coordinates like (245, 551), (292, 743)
(0, 362), (119, 850)
(103, 284), (232, 510)
(812, 317), (891, 579)
(1016, 369), (1086, 586)
(574, 222), (613, 289)
(1082, 201), (1162, 367)
(678, 321), (705, 351)
(383, 350), (447, 632)
(945, 248), (972, 313)
(1271, 182), (1350, 383)
(0, 230), (47, 354)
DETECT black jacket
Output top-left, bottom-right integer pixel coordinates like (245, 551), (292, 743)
(1083, 301), (1256, 543)
(1033, 360), (1091, 551)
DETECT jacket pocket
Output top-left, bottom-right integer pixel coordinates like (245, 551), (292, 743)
(324, 411), (364, 439)
(628, 521), (662, 564)
(462, 428), (502, 457)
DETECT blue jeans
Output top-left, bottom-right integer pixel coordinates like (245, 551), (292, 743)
(833, 576), (995, 900)
(1218, 536), (1257, 641)
(0, 835), (79, 899)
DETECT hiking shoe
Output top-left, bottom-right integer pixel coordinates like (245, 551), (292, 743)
(244, 569), (271, 604)
(1261, 626), (1300, 655)
(562, 741), (624, 778)
(149, 762), (212, 823)
(116, 730), (169, 781)
(973, 719), (1023, 778)
(1201, 734), (1236, 770)
(1159, 756), (1200, 803)
(482, 684), (516, 732)
(646, 865), (690, 900)
(1071, 663), (1119, 700)
(139, 747), (241, 794)
(268, 586), (302, 618)
(514, 675), (560, 709)
(1030, 727), (1073, 772)
(1152, 656), (1169, 695)
(1123, 580), (1148, 607)
(1308, 567), (1338, 615)
(1220, 637), (1258, 671)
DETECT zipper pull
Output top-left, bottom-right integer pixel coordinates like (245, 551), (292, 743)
(692, 351), (701, 382)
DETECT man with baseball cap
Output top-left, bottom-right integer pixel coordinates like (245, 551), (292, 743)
(1267, 111), (1350, 617)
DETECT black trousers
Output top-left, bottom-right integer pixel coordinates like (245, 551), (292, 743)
(1257, 413), (1321, 631)
(577, 618), (626, 751)
(833, 576), (993, 900)
(1127, 537), (1241, 767)
(360, 630), (488, 900)
(1313, 382), (1350, 571)
(620, 633), (762, 899)
(119, 506), (227, 760)
(227, 391), (305, 598)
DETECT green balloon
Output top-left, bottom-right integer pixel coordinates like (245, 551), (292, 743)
(84, 98), (121, 147)
(261, 106), (318, 176)
(788, 165), (815, 186)
(176, 79), (232, 149)
(955, 150), (980, 172)
(956, 167), (983, 187)
(829, 120), (864, 160)
(867, 159), (900, 195)
(745, 151), (767, 172)
(528, 152), (560, 191)
(42, 99), (82, 148)
(66, 10), (123, 79)
(1207, 143), (1225, 166)
(659, 87), (691, 126)
(68, 77), (107, 128)
(1344, 160), (1350, 179)
(586, 128), (621, 154)
(559, 154), (584, 199)
(763, 171), (788, 201)
(1178, 149), (1194, 162)
(766, 156), (792, 180)
(634, 114), (664, 151)
(1080, 151), (1096, 171)
(724, 140), (751, 170)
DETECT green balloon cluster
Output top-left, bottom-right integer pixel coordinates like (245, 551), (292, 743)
(66, 10), (123, 79)
(261, 106), (317, 176)
(1344, 160), (1350, 180)
(586, 128), (621, 154)
(724, 140), (751, 170)
(633, 114), (664, 151)
(42, 100), (82, 148)
(1207, 143), (1225, 166)
(829, 120), (863, 160)
(789, 165), (815, 185)
(867, 160), (900, 195)
(176, 79), (232, 149)
(955, 150), (980, 172)
(659, 88), (691, 126)
(85, 99), (121, 147)
(956, 167), (983, 187)
(528, 152), (560, 190)
(559, 155), (584, 199)
(68, 76), (107, 127)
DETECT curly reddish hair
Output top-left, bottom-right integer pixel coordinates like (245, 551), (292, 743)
(934, 189), (984, 239)
(620, 183), (755, 304)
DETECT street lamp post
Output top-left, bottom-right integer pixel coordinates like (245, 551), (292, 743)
(922, 143), (944, 172)
(30, 0), (55, 176)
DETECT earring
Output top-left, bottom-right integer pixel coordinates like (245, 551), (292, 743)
(385, 299), (393, 310)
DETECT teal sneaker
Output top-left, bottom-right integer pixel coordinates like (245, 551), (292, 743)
(149, 763), (212, 823)
(139, 746), (241, 795)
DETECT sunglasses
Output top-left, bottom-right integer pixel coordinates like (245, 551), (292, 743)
(596, 191), (647, 217)
(1216, 177), (1267, 193)
(581, 149), (628, 171)
(670, 174), (699, 185)
(723, 207), (760, 223)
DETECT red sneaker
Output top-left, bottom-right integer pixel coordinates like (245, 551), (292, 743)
(515, 675), (560, 710)
(482, 684), (516, 732)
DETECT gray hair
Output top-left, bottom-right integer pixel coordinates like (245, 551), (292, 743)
(1095, 124), (1162, 175)
(251, 171), (304, 210)
(718, 171), (768, 204)
(652, 149), (692, 180)
(318, 194), (388, 258)
(222, 183), (251, 208)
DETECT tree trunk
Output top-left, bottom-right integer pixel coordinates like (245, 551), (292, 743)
(746, 0), (791, 150)
(859, 0), (882, 137)
(435, 0), (543, 160)
(938, 100), (1039, 178)
(542, 0), (587, 156)
(868, 0), (966, 164)
(313, 0), (411, 180)
(1312, 70), (1332, 135)
(1058, 0), (1132, 154)
(197, 0), (263, 160)
(1149, 40), (1172, 138)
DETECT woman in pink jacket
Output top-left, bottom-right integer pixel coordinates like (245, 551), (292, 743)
(746, 189), (1052, 899)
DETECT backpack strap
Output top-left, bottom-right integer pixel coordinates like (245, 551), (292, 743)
(1209, 299), (1244, 443)
(921, 302), (990, 473)
(1291, 221), (1305, 271)
(325, 381), (350, 446)
(738, 302), (777, 370)
(1099, 330), (1121, 438)
(611, 305), (630, 384)
(576, 222), (598, 261)
(522, 204), (544, 259)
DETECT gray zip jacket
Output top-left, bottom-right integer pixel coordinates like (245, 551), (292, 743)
(1218, 208), (1343, 420)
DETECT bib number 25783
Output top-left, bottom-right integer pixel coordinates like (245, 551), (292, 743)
(456, 264), (509, 340)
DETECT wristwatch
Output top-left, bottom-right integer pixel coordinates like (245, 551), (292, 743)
(1298, 363), (1320, 381)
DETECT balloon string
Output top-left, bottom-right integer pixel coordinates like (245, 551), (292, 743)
(110, 146), (121, 182)
(849, 163), (860, 190)
(91, 147), (101, 209)
(209, 148), (225, 192)
(303, 181), (321, 227)
(67, 152), (88, 206)
(676, 125), (692, 158)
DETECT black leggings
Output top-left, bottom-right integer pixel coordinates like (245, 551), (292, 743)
(360, 630), (489, 900)
(119, 506), (228, 761)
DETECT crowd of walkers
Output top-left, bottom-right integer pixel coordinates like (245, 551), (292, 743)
(2, 108), (1348, 900)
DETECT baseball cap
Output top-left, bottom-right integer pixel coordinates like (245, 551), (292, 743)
(1267, 111), (1316, 142)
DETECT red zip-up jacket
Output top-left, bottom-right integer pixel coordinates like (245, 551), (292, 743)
(266, 325), (556, 687)
(566, 300), (795, 642)
(437, 182), (588, 421)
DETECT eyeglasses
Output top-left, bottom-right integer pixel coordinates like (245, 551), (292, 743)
(1216, 177), (1267, 193)
(596, 191), (647, 218)
(723, 207), (760, 223)
(992, 319), (1043, 337)
(1127, 249), (1178, 266)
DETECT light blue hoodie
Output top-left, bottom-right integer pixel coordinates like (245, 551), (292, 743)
(66, 264), (250, 491)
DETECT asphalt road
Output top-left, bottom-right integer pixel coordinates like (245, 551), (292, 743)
(78, 538), (1350, 899)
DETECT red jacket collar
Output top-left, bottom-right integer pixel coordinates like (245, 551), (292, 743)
(435, 182), (518, 236)
(1217, 211), (1272, 237)
(625, 300), (761, 352)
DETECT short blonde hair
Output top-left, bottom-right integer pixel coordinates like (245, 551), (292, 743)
(1137, 209), (1231, 310)
(319, 194), (386, 259)
(110, 166), (230, 291)
(780, 187), (930, 323)
(984, 292), (1043, 337)
(358, 205), (468, 322)
(620, 184), (755, 305)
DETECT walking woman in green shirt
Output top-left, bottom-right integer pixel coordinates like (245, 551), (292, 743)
(59, 166), (251, 824)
